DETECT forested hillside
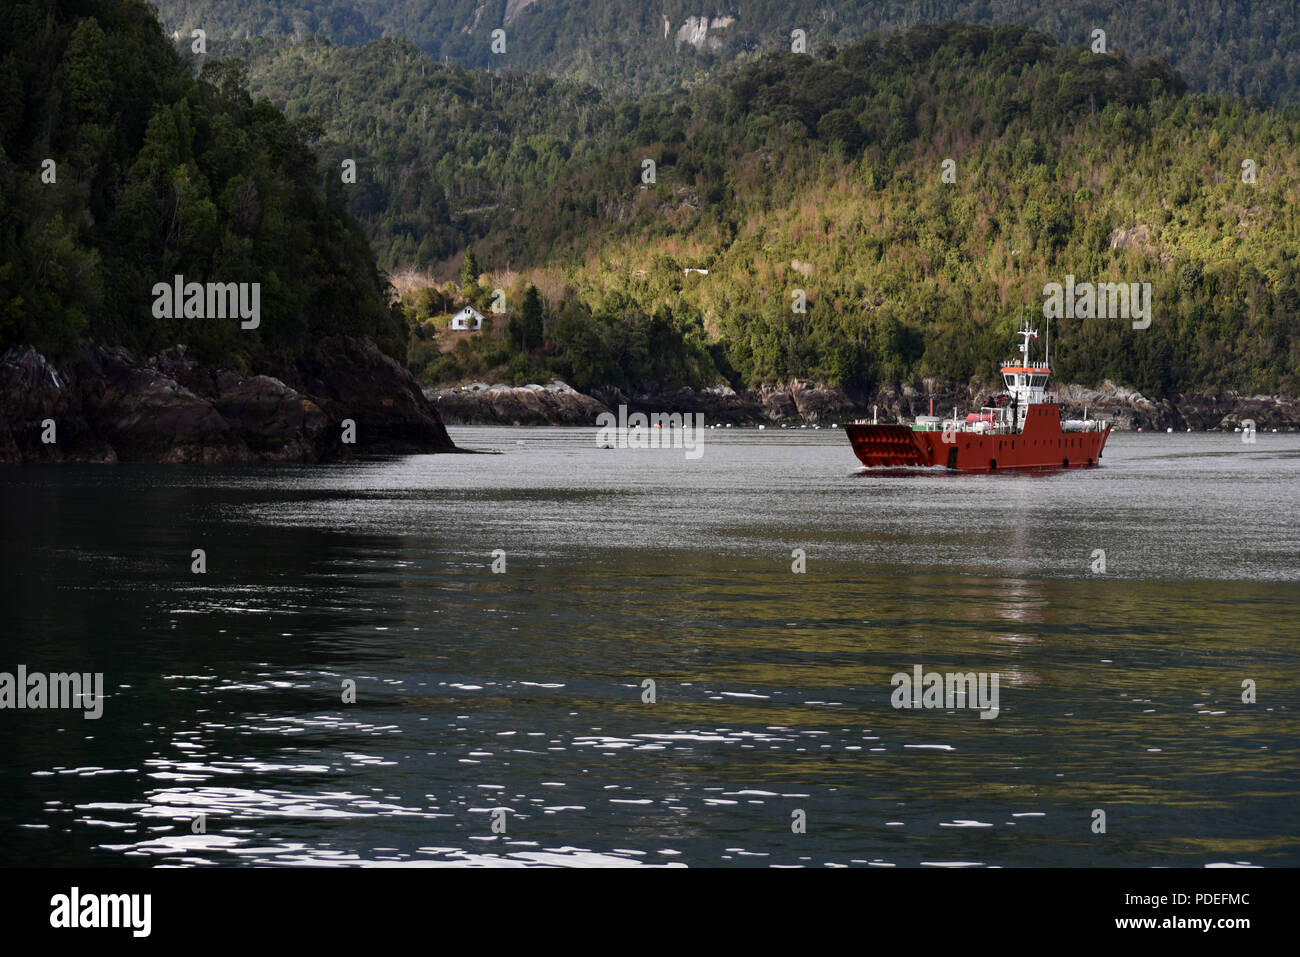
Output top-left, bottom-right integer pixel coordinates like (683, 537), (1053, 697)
(153, 0), (1300, 102)
(4, 3), (1298, 405)
(0, 0), (406, 367)
(232, 36), (617, 270)
(236, 25), (1300, 399)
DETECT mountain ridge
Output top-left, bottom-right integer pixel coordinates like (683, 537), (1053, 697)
(150, 0), (1300, 102)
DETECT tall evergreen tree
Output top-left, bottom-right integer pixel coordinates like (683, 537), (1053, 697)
(460, 249), (480, 288)
(520, 284), (544, 351)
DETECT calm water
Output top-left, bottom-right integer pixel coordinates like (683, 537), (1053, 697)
(1, 428), (1297, 867)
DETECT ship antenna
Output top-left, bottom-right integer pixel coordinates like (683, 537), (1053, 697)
(1045, 312), (1050, 367)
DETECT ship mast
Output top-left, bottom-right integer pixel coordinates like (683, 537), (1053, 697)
(1019, 320), (1034, 363)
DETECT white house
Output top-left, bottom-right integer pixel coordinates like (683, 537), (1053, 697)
(449, 306), (485, 331)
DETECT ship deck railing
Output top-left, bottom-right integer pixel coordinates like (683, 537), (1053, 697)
(910, 404), (1110, 435)
(858, 392), (1110, 433)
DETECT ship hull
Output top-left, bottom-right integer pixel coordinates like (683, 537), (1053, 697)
(845, 405), (1110, 472)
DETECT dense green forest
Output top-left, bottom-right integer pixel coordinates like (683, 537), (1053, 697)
(0, 0), (406, 367)
(153, 0), (1300, 102)
(231, 37), (619, 270)
(3, 3), (1298, 404)
(235, 25), (1300, 398)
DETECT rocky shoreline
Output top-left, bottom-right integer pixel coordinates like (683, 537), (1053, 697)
(429, 378), (1300, 432)
(8, 345), (1292, 466)
(430, 380), (610, 426)
(1, 338), (456, 464)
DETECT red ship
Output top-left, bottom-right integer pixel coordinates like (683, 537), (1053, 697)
(845, 321), (1110, 472)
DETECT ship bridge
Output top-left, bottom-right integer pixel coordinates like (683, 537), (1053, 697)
(998, 322), (1053, 427)
(999, 361), (1052, 406)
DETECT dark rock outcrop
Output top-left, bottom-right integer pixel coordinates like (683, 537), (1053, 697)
(72, 344), (255, 463)
(0, 346), (116, 463)
(152, 346), (329, 461)
(619, 382), (862, 425)
(430, 380), (611, 425)
(429, 379), (864, 426)
(1057, 381), (1300, 432)
(0, 338), (456, 464)
(278, 337), (454, 453)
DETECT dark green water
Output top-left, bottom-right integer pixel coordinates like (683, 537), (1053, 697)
(1, 428), (1296, 867)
